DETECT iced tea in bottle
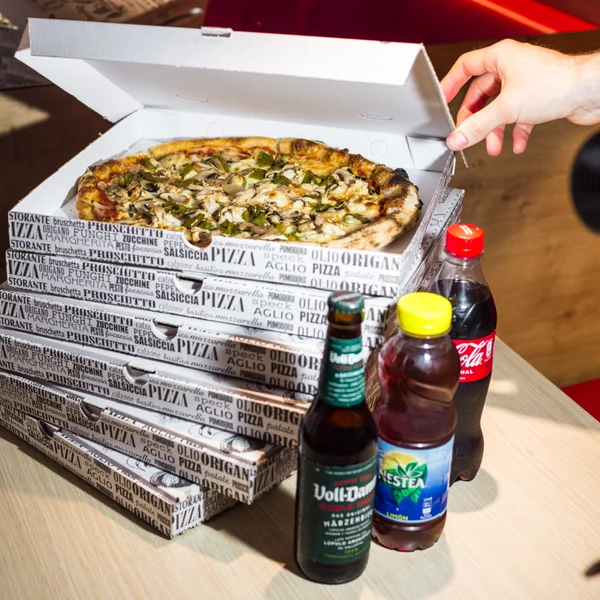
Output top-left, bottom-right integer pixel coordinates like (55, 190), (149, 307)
(372, 292), (459, 551)
(429, 223), (497, 483)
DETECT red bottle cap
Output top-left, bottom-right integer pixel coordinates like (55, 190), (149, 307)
(446, 223), (484, 258)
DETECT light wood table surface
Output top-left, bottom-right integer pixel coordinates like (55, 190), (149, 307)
(1, 339), (599, 599)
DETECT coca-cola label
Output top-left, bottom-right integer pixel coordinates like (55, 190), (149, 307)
(454, 331), (496, 383)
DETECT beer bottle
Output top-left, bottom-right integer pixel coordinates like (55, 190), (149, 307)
(294, 291), (378, 585)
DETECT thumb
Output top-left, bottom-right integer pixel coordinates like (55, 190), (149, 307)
(447, 99), (510, 151)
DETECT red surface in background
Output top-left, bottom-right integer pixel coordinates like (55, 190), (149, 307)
(562, 381), (600, 422)
(205, 0), (596, 44)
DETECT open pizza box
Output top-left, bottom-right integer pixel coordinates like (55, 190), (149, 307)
(11, 18), (461, 298)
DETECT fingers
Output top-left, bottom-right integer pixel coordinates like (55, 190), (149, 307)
(486, 125), (506, 156)
(441, 46), (499, 104)
(456, 72), (502, 126)
(513, 124), (534, 154)
(447, 98), (509, 151)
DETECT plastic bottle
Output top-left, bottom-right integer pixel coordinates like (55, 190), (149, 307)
(430, 223), (497, 483)
(372, 292), (459, 552)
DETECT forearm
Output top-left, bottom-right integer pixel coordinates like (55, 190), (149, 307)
(569, 52), (600, 126)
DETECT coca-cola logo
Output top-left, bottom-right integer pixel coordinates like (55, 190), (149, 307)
(456, 339), (493, 368)
(454, 332), (496, 383)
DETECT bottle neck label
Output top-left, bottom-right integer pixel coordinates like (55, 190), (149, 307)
(454, 331), (496, 383)
(320, 336), (365, 408)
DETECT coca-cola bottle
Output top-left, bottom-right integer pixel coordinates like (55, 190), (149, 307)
(428, 223), (497, 484)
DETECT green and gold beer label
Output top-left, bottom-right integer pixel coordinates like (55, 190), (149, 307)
(296, 456), (377, 565)
(320, 337), (365, 407)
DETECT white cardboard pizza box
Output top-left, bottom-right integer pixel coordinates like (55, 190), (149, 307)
(0, 328), (309, 448)
(0, 370), (297, 504)
(0, 283), (372, 396)
(3, 188), (462, 373)
(6, 188), (464, 347)
(10, 18), (459, 298)
(5, 250), (393, 346)
(0, 405), (236, 538)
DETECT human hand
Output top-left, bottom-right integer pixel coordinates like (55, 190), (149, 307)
(441, 39), (600, 156)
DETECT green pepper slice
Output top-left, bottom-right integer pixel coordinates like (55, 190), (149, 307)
(302, 170), (315, 184)
(256, 151), (274, 168)
(212, 153), (230, 173)
(243, 206), (268, 226)
(185, 213), (214, 230)
(175, 178), (202, 188)
(252, 213), (267, 226)
(163, 201), (189, 216)
(324, 174), (337, 189)
(273, 174), (291, 186)
(117, 171), (135, 188)
(140, 158), (155, 171)
(248, 169), (266, 180)
(139, 171), (167, 183)
(180, 163), (194, 179)
(220, 219), (240, 236)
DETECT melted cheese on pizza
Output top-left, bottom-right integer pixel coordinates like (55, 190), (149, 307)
(97, 149), (384, 243)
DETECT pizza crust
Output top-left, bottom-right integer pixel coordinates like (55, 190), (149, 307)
(278, 138), (378, 178)
(323, 185), (421, 250)
(149, 137), (278, 159)
(75, 136), (422, 251)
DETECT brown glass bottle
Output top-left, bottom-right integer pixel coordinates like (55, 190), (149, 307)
(294, 291), (378, 585)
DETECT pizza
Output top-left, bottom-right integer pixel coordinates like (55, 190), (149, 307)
(77, 137), (422, 250)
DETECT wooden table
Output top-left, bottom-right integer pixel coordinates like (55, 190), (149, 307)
(1, 339), (599, 599)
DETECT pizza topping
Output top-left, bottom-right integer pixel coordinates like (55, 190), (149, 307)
(140, 158), (156, 171)
(210, 153), (230, 173)
(255, 151), (274, 168)
(248, 169), (267, 181)
(273, 174), (291, 186)
(85, 140), (419, 245)
(117, 171), (135, 188)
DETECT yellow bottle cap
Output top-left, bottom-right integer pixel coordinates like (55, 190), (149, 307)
(397, 292), (452, 336)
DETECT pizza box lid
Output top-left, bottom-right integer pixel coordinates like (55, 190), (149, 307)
(15, 18), (457, 147)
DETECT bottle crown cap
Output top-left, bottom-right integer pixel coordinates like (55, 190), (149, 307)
(328, 291), (365, 315)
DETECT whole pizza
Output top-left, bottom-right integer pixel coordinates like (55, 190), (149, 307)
(77, 137), (422, 250)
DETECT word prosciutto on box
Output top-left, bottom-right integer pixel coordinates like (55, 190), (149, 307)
(9, 19), (462, 298)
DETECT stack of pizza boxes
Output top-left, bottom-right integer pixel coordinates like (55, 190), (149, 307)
(0, 19), (463, 537)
